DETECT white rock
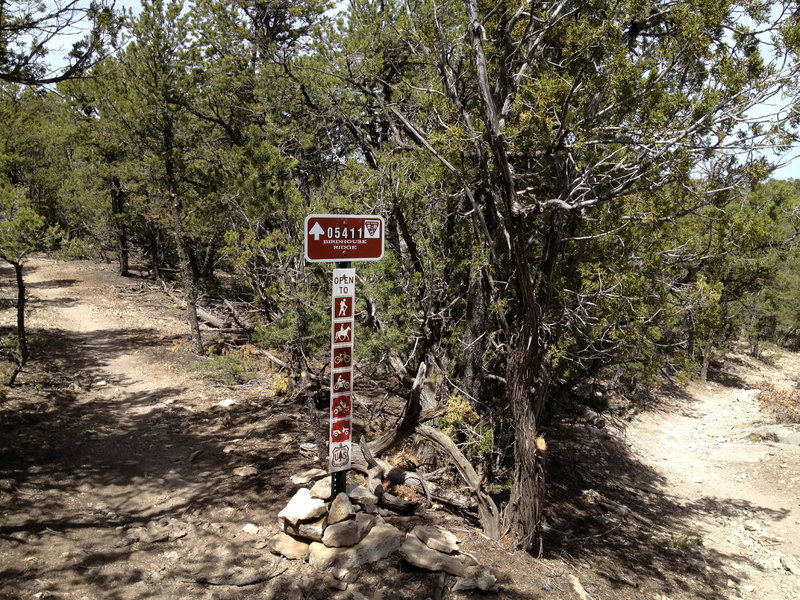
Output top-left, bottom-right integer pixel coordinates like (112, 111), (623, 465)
(412, 525), (459, 554)
(322, 513), (377, 548)
(347, 484), (378, 507)
(323, 519), (362, 548)
(332, 567), (358, 583)
(291, 468), (328, 485)
(218, 398), (236, 407)
(780, 555), (800, 575)
(309, 481), (378, 506)
(452, 565), (497, 592)
(309, 478), (332, 499)
(399, 534), (465, 576)
(242, 523), (259, 534)
(281, 515), (327, 542)
(278, 488), (327, 525)
(327, 492), (355, 525)
(308, 523), (404, 571)
(743, 519), (759, 531)
(268, 531), (310, 560)
(232, 465), (258, 477)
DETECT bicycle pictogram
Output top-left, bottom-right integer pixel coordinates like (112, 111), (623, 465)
(334, 349), (351, 365)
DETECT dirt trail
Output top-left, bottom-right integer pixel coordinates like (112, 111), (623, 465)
(2, 257), (800, 600)
(626, 357), (800, 599)
(1, 258), (306, 599)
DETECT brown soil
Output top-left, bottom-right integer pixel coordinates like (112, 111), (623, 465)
(1, 257), (799, 600)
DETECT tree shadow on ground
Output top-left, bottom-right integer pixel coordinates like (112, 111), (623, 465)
(707, 364), (749, 389)
(0, 294), (308, 599)
(0, 310), (471, 599)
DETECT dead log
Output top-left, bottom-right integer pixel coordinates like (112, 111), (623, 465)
(379, 491), (418, 514)
(368, 361), (430, 456)
(160, 283), (230, 329)
(371, 456), (475, 510)
(580, 405), (606, 429)
(223, 299), (254, 331)
(359, 437), (470, 511)
(251, 348), (292, 371)
(416, 424), (501, 540)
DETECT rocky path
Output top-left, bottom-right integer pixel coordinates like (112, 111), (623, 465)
(3, 257), (800, 600)
(626, 356), (800, 599)
(0, 258), (305, 599)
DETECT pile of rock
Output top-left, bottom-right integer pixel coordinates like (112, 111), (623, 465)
(267, 469), (497, 593)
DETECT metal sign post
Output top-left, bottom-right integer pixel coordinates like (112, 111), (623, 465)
(304, 214), (384, 498)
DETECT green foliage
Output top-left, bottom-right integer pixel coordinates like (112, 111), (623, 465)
(1, 0), (799, 550)
(54, 237), (97, 261)
(0, 0), (120, 85)
(194, 353), (258, 385)
(439, 395), (494, 459)
(0, 183), (58, 264)
(671, 531), (704, 550)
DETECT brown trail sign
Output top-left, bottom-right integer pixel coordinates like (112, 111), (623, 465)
(304, 215), (384, 262)
(305, 214), (385, 495)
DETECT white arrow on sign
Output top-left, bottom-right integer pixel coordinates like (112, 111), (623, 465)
(309, 222), (325, 240)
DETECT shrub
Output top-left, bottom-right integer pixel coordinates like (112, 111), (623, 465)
(758, 385), (800, 424)
(195, 354), (258, 385)
(54, 237), (95, 260)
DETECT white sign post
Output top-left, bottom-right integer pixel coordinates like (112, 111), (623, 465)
(329, 268), (355, 473)
(303, 213), (385, 498)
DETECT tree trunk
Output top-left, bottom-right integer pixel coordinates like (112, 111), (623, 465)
(164, 120), (202, 354)
(14, 262), (28, 366)
(110, 176), (129, 277)
(460, 265), (486, 402)
(7, 261), (28, 385)
(699, 339), (713, 381)
(504, 345), (546, 555)
(146, 223), (162, 281)
(170, 203), (203, 354)
(466, 0), (547, 551)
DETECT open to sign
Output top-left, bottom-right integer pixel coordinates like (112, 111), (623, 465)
(331, 420), (351, 442)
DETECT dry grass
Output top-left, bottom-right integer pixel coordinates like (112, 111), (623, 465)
(758, 384), (800, 424)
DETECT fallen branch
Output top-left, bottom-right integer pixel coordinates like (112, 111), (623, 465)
(416, 424), (501, 540)
(368, 361), (431, 456)
(251, 348), (292, 371)
(223, 299), (254, 331)
(182, 562), (287, 586)
(160, 282), (230, 329)
(358, 438), (467, 510)
(375, 457), (433, 505)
